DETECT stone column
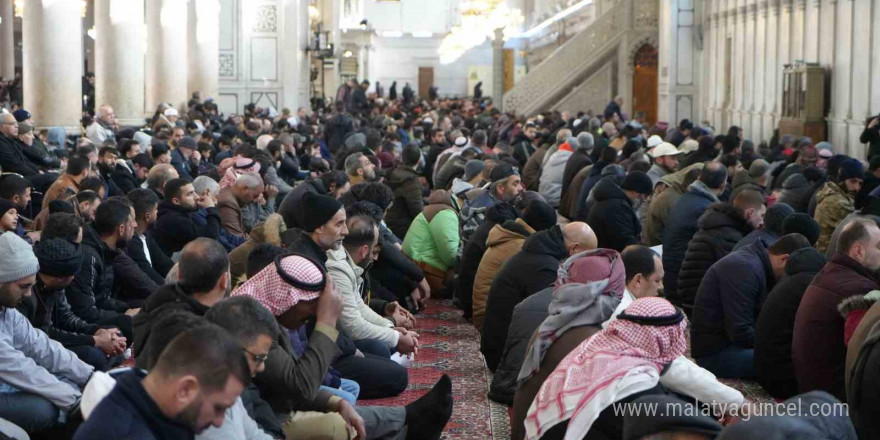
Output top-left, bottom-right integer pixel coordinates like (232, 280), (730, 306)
(95, 0), (146, 126)
(0, 0), (14, 80)
(850, 0), (870, 152)
(872, 0), (880, 115)
(755, 2), (767, 139)
(282, 0), (310, 112)
(777, 0), (792, 116)
(146, 0), (188, 115)
(744, 4), (757, 138)
(831, 0), (853, 149)
(23, 0), (82, 132)
(188, 0), (220, 100)
(804, 0), (820, 61)
(493, 28), (504, 110)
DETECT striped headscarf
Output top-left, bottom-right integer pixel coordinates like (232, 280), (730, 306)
(220, 155), (261, 188)
(232, 255), (324, 316)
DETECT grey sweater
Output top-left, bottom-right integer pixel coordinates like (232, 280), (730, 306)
(0, 307), (93, 408)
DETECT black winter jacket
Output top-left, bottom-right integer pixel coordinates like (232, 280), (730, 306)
(132, 283), (210, 368)
(153, 201), (222, 256)
(662, 183), (719, 304)
(125, 233), (173, 285)
(691, 241), (776, 358)
(560, 149), (592, 201)
(18, 278), (100, 348)
(385, 166), (424, 238)
(67, 225), (131, 322)
(676, 203), (754, 309)
(586, 178), (641, 251)
(481, 225), (568, 371)
(455, 203), (518, 320)
(109, 246), (160, 308)
(0, 133), (41, 176)
(488, 286), (553, 405)
(755, 248), (826, 398)
(111, 162), (140, 195)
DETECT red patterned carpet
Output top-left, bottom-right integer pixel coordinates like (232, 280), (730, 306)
(359, 299), (510, 440)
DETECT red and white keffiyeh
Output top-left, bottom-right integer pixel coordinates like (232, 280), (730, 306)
(220, 155), (261, 188)
(524, 297), (687, 440)
(232, 255), (323, 316)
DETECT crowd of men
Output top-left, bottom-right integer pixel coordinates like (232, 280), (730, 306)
(0, 82), (878, 440)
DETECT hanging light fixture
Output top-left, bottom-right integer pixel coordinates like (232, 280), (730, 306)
(13, 0), (23, 18)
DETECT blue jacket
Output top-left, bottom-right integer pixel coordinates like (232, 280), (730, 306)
(170, 148), (194, 182)
(662, 182), (719, 303)
(74, 369), (194, 440)
(690, 241), (774, 358)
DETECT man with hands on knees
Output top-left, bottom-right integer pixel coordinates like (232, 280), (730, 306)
(235, 252), (452, 440)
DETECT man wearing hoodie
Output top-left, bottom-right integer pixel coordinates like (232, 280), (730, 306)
(471, 199), (557, 330)
(480, 221), (597, 371)
(587, 171), (654, 251)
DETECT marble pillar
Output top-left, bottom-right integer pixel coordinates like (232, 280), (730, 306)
(95, 0), (146, 126)
(493, 28), (504, 110)
(146, 0), (188, 115)
(0, 0), (14, 81)
(804, 0), (819, 61)
(831, 0), (853, 149)
(765, 0), (779, 134)
(744, 3), (756, 138)
(188, 0), (220, 100)
(282, 0), (311, 111)
(23, 0), (82, 131)
(872, 0), (880, 115)
(754, 2), (767, 138)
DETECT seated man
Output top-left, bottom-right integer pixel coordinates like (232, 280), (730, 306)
(125, 188), (173, 284)
(19, 236), (126, 371)
(328, 214), (419, 357)
(133, 238), (230, 368)
(0, 233), (94, 435)
(402, 190), (460, 293)
(794, 216), (880, 400)
(691, 234), (811, 378)
(217, 173), (264, 237)
(154, 177), (221, 256)
(605, 244), (665, 324)
(74, 326), (250, 439)
(234, 253), (453, 440)
(67, 197), (139, 340)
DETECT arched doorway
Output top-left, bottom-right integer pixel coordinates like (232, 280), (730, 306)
(632, 43), (658, 125)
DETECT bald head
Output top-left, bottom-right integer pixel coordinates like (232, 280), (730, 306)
(562, 221), (598, 256)
(147, 164), (179, 193)
(556, 129), (573, 144)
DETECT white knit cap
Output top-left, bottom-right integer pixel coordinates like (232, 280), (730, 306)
(0, 233), (39, 283)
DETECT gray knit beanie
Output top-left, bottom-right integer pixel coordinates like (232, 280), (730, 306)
(0, 232), (39, 283)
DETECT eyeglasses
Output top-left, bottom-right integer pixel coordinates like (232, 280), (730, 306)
(243, 348), (268, 364)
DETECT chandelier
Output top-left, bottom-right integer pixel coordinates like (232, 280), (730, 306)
(438, 0), (522, 65)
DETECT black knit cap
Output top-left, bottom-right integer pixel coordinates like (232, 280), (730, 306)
(522, 199), (557, 231)
(0, 199), (15, 218)
(783, 213), (821, 246)
(34, 238), (83, 278)
(299, 192), (343, 232)
(621, 171), (654, 195)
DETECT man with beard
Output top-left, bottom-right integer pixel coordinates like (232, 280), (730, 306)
(425, 128), (448, 186)
(74, 325), (251, 440)
(67, 197), (140, 341)
(815, 158), (863, 252)
(343, 152), (377, 186)
(111, 139), (145, 194)
(86, 104), (117, 144)
(96, 146), (124, 197)
(512, 122), (537, 168)
(154, 178), (221, 256)
(18, 237), (126, 372)
(0, 233), (94, 436)
(646, 142), (683, 186)
(459, 163), (523, 246)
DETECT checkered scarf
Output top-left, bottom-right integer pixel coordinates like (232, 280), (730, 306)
(524, 297), (687, 440)
(232, 255), (324, 316)
(220, 155), (261, 188)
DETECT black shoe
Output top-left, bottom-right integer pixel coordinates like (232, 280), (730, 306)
(405, 374), (453, 440)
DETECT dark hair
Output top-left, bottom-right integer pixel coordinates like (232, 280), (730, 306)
(682, 167), (702, 188)
(838, 217), (880, 256)
(0, 174), (30, 200)
(128, 188), (159, 219)
(151, 324), (251, 392)
(164, 178), (192, 201)
(401, 143), (421, 167)
(621, 245), (659, 283)
(94, 196), (132, 236)
(146, 310), (210, 369)
(600, 146), (618, 163)
(76, 144), (97, 157)
(179, 238), (229, 293)
(699, 162), (728, 189)
(118, 139), (139, 157)
(131, 153), (153, 170)
(721, 136), (740, 154)
(75, 190), (100, 205)
(99, 146), (119, 158)
(205, 296), (279, 345)
(345, 201), (384, 223)
(767, 233), (812, 256)
(246, 244), (286, 279)
(266, 139), (284, 157)
(48, 200), (75, 214)
(319, 171), (349, 193)
(732, 189), (765, 211)
(80, 177), (105, 194)
(471, 130), (488, 146)
(66, 155), (90, 176)
(341, 182), (394, 211)
(151, 142), (170, 160)
(720, 153), (739, 168)
(42, 213), (83, 242)
(344, 215), (377, 249)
